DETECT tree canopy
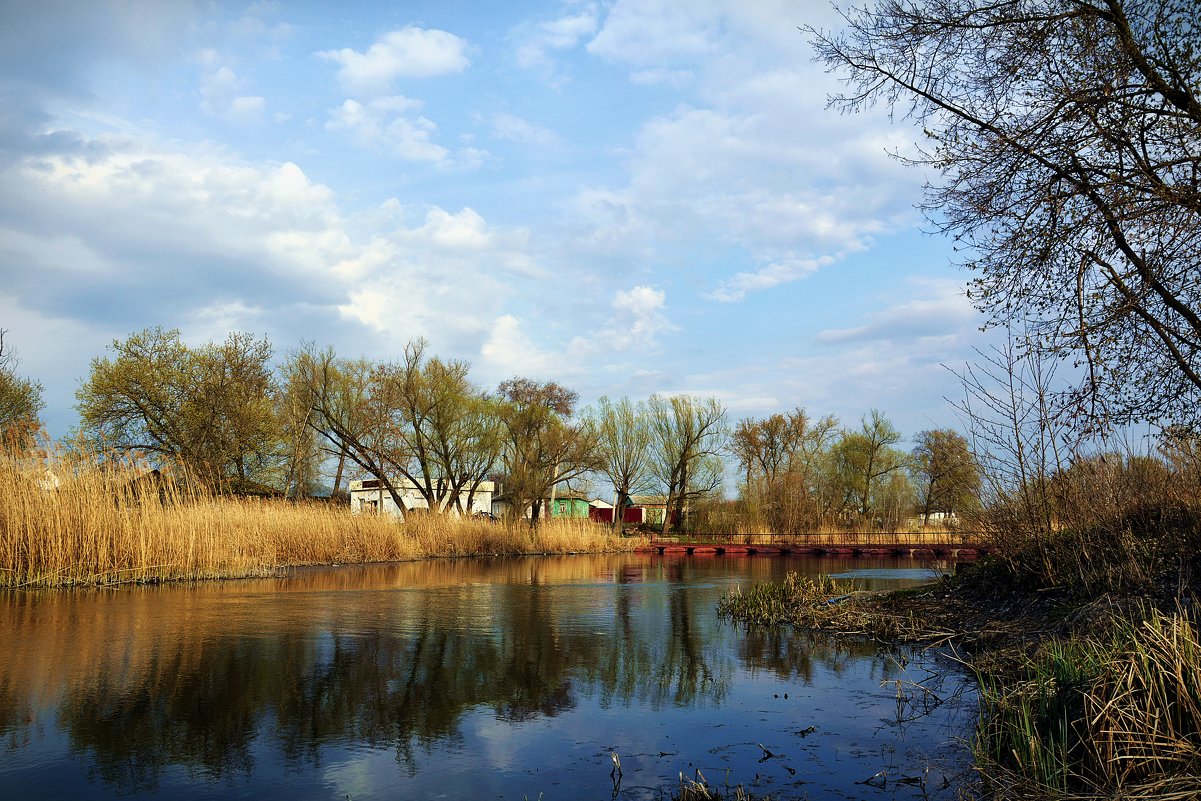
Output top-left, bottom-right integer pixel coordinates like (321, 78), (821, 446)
(77, 328), (278, 490)
(812, 0), (1201, 431)
(0, 329), (43, 441)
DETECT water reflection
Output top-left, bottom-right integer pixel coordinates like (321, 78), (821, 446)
(0, 555), (970, 799)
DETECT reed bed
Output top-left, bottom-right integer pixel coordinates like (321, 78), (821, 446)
(0, 449), (642, 589)
(976, 607), (1201, 800)
(717, 571), (929, 639)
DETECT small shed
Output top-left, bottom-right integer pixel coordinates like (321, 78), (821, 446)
(588, 498), (615, 524)
(549, 496), (592, 519)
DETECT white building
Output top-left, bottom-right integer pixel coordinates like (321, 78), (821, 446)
(349, 478), (495, 518)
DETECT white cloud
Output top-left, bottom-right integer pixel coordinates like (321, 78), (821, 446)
(325, 97), (449, 162)
(514, 7), (599, 84)
(318, 26), (469, 96)
(601, 285), (674, 349)
(333, 205), (540, 351)
(490, 113), (561, 150)
(818, 280), (976, 344)
(229, 95), (265, 117)
(587, 0), (718, 66)
(198, 58), (266, 120)
(480, 315), (553, 377)
(572, 68), (921, 300)
(706, 255), (834, 302)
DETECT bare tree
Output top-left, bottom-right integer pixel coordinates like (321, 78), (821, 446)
(649, 395), (728, 533)
(731, 408), (840, 531)
(811, 0), (1201, 431)
(587, 396), (654, 530)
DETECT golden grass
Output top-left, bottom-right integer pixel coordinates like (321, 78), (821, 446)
(0, 447), (644, 588)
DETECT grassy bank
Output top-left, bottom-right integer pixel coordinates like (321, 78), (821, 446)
(717, 451), (1201, 799)
(0, 449), (642, 588)
(720, 567), (1201, 799)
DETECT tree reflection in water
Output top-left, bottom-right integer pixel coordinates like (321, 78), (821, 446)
(0, 554), (968, 798)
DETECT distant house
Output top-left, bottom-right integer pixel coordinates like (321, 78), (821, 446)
(490, 493), (614, 522)
(627, 495), (679, 527)
(587, 498), (615, 523)
(549, 495), (592, 519)
(349, 478), (494, 518)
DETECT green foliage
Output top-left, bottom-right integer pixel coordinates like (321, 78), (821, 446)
(910, 428), (980, 521)
(976, 608), (1201, 799)
(718, 572), (857, 627)
(496, 377), (598, 524)
(0, 329), (43, 440)
(831, 409), (909, 521)
(76, 327), (279, 491)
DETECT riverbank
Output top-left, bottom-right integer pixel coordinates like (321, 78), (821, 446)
(0, 455), (642, 588)
(720, 559), (1201, 800)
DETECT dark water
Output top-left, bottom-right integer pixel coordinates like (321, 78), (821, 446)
(0, 554), (975, 800)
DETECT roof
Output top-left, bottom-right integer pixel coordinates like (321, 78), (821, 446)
(350, 478), (495, 493)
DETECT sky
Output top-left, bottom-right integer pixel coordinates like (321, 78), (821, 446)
(0, 0), (993, 445)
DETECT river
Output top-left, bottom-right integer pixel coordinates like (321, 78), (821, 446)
(0, 554), (976, 800)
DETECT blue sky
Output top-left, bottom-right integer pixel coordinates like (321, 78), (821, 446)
(0, 0), (990, 443)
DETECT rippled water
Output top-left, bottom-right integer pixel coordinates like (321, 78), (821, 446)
(0, 554), (975, 800)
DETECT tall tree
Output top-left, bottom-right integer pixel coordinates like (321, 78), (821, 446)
(587, 396), (654, 530)
(910, 429), (980, 522)
(276, 349), (325, 499)
(832, 410), (907, 519)
(289, 342), (500, 515)
(0, 329), (43, 442)
(496, 378), (598, 525)
(812, 0), (1201, 430)
(649, 395), (728, 533)
(77, 327), (279, 491)
(288, 346), (412, 510)
(731, 408), (840, 531)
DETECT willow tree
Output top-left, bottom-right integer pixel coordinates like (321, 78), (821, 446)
(832, 410), (909, 521)
(77, 328), (279, 491)
(812, 0), (1201, 430)
(587, 396), (654, 530)
(496, 378), (598, 525)
(649, 395), (728, 533)
(910, 428), (980, 523)
(289, 341), (501, 514)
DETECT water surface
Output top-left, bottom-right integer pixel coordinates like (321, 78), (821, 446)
(0, 554), (974, 800)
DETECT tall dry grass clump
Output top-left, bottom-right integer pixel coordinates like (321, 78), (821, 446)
(977, 607), (1201, 800)
(973, 450), (1201, 599)
(0, 442), (642, 588)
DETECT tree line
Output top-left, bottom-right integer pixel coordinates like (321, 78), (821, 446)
(29, 326), (979, 531)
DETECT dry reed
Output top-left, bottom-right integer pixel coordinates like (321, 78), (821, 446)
(976, 607), (1201, 800)
(0, 445), (643, 588)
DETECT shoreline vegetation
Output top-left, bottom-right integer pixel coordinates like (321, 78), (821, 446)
(0, 446), (643, 590)
(717, 455), (1201, 801)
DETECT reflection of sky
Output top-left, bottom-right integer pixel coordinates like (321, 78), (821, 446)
(1, 555), (974, 800)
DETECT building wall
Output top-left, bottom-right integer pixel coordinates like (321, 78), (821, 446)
(349, 479), (493, 518)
